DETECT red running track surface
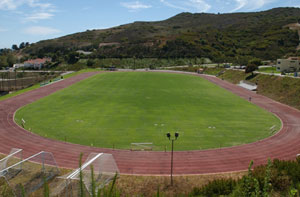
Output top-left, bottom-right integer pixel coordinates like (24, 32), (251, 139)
(0, 71), (300, 175)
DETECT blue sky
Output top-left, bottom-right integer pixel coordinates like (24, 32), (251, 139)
(0, 0), (299, 49)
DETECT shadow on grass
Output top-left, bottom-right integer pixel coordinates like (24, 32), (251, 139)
(245, 73), (258, 81)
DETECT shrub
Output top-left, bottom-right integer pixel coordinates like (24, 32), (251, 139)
(191, 179), (237, 196)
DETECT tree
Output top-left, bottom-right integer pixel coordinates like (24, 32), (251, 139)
(245, 58), (261, 75)
(245, 64), (258, 75)
(0, 56), (8, 68)
(19, 42), (25, 49)
(67, 51), (79, 64)
(0, 48), (12, 56)
(51, 53), (58, 62)
(6, 54), (16, 67)
(12, 44), (18, 50)
(87, 59), (95, 67)
(248, 58), (262, 67)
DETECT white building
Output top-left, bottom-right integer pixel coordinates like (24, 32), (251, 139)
(23, 58), (51, 69)
(276, 57), (300, 72)
(13, 64), (25, 69)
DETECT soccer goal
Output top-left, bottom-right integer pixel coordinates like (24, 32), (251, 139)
(0, 148), (23, 177)
(131, 142), (153, 151)
(0, 151), (60, 196)
(58, 153), (119, 196)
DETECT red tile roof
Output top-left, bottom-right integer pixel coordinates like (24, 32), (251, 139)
(24, 58), (51, 64)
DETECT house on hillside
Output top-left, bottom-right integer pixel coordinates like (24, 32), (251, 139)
(13, 63), (25, 69)
(24, 58), (51, 69)
(276, 57), (300, 72)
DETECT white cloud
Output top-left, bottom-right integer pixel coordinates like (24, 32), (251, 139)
(160, 0), (186, 10)
(185, 0), (211, 12)
(0, 0), (52, 10)
(231, 0), (276, 12)
(24, 12), (53, 22)
(121, 1), (152, 11)
(0, 0), (20, 10)
(0, 0), (56, 22)
(23, 26), (61, 36)
(160, 0), (211, 12)
(231, 0), (247, 12)
(27, 0), (52, 9)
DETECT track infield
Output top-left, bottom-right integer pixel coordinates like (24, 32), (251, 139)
(14, 72), (280, 151)
(0, 70), (299, 175)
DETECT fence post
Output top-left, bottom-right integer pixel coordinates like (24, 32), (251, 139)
(42, 152), (45, 173)
(14, 70), (17, 90)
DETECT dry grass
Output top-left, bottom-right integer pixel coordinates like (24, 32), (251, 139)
(115, 172), (246, 196)
(1, 153), (246, 196)
(0, 153), (69, 196)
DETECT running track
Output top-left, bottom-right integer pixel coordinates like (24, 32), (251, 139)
(0, 71), (300, 175)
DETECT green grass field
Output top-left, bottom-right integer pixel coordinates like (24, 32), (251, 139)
(15, 72), (281, 151)
(258, 67), (280, 74)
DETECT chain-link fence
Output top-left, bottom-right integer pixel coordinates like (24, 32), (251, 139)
(0, 71), (61, 92)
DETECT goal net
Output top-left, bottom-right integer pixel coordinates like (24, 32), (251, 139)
(0, 148), (23, 177)
(0, 151), (60, 196)
(58, 153), (119, 196)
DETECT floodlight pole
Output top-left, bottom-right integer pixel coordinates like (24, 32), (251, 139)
(166, 132), (179, 186)
(171, 138), (174, 186)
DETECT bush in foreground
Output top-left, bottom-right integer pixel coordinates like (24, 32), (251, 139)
(191, 158), (300, 196)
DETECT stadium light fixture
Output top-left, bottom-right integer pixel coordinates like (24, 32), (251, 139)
(166, 132), (179, 186)
(175, 132), (179, 139)
(166, 132), (171, 140)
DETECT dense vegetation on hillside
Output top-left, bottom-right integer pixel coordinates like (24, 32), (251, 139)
(17, 7), (300, 65)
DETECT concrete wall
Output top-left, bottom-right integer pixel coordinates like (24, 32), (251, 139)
(276, 59), (300, 72)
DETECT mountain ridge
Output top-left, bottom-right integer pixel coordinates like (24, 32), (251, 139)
(23, 7), (300, 63)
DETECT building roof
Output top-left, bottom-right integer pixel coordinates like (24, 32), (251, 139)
(287, 57), (300, 61)
(24, 58), (51, 64)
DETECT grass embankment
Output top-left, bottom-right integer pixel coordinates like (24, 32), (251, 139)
(0, 152), (70, 197)
(258, 66), (281, 74)
(0, 153), (245, 196)
(3, 154), (300, 196)
(116, 172), (245, 196)
(219, 69), (252, 84)
(15, 72), (280, 151)
(176, 67), (300, 110)
(217, 70), (300, 110)
(0, 69), (99, 102)
(0, 152), (246, 196)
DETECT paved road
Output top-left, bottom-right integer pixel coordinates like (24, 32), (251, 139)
(0, 71), (299, 175)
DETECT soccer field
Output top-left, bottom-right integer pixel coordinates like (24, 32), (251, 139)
(15, 72), (281, 151)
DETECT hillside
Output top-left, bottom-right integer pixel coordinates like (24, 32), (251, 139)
(23, 7), (300, 63)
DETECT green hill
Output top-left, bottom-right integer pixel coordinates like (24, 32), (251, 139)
(23, 7), (300, 63)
